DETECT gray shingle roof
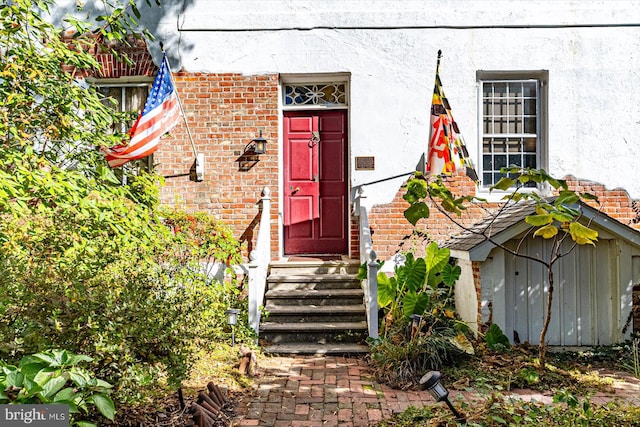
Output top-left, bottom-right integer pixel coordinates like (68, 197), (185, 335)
(442, 200), (539, 251)
(443, 197), (640, 260)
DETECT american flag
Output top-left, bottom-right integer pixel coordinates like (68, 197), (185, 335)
(103, 54), (181, 168)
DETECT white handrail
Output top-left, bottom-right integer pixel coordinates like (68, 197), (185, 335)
(248, 187), (271, 334)
(357, 188), (379, 340)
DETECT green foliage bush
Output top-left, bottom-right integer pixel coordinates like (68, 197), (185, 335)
(0, 155), (250, 401)
(0, 0), (254, 405)
(369, 243), (473, 387)
(485, 324), (511, 352)
(0, 349), (114, 427)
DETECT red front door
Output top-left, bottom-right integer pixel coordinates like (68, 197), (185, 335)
(283, 111), (348, 255)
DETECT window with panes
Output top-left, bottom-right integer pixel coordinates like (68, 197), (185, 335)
(97, 82), (154, 172)
(479, 75), (545, 189)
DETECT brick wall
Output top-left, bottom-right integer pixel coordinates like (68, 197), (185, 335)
(367, 173), (501, 261)
(154, 72), (280, 259)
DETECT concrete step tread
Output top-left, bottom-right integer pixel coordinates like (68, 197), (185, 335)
(267, 274), (360, 282)
(260, 321), (368, 331)
(263, 343), (369, 355)
(265, 289), (363, 298)
(270, 260), (360, 267)
(264, 305), (366, 314)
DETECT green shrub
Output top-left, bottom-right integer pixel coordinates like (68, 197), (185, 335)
(485, 324), (510, 352)
(0, 349), (114, 427)
(0, 157), (251, 402)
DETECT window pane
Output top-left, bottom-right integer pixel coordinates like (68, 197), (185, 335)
(509, 117), (522, 133)
(493, 139), (506, 153)
(483, 155), (492, 170)
(283, 83), (347, 106)
(481, 78), (541, 186)
(507, 139), (520, 152)
(508, 82), (522, 97)
(522, 82), (537, 97)
(483, 117), (492, 134)
(126, 86), (147, 112)
(493, 83), (507, 97)
(508, 154), (522, 167)
(496, 117), (508, 133)
(524, 154), (536, 169)
(494, 171), (507, 183)
(524, 99), (536, 115)
(483, 139), (492, 153)
(523, 137), (537, 152)
(524, 117), (537, 133)
(99, 87), (122, 110)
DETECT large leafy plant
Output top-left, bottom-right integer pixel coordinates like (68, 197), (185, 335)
(370, 242), (472, 386)
(378, 242), (461, 329)
(0, 350), (115, 427)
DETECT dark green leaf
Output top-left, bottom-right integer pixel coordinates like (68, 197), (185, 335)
(91, 393), (115, 420)
(491, 177), (515, 191)
(404, 202), (429, 225)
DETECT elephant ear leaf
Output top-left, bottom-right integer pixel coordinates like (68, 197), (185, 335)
(402, 291), (430, 319)
(425, 242), (449, 273)
(403, 257), (426, 292)
(377, 273), (396, 308)
(441, 263), (461, 286)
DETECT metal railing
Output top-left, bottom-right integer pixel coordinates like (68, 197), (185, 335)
(248, 187), (271, 334)
(355, 187), (379, 340)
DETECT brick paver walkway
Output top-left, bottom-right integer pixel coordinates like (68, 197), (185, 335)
(232, 355), (640, 427)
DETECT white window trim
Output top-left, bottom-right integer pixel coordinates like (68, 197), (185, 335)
(476, 70), (549, 201)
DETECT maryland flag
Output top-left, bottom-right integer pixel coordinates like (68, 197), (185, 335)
(426, 50), (478, 182)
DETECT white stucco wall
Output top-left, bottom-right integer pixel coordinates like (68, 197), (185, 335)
(56, 1), (640, 205)
(452, 257), (478, 336)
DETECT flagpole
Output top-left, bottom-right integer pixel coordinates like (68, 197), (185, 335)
(160, 42), (198, 159)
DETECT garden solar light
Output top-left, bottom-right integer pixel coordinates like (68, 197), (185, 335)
(420, 371), (466, 422)
(409, 314), (422, 338)
(226, 309), (239, 346)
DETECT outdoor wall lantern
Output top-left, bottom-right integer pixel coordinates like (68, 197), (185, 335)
(226, 309), (239, 347)
(246, 130), (267, 155)
(419, 371), (466, 422)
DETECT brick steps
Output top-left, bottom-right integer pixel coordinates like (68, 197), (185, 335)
(259, 260), (368, 355)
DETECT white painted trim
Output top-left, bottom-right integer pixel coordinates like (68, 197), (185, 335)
(280, 73), (350, 84)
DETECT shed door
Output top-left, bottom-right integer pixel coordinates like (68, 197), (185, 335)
(502, 238), (616, 346)
(283, 111), (348, 255)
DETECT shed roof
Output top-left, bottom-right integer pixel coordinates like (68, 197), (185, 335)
(443, 199), (640, 261)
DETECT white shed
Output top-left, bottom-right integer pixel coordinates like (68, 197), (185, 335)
(447, 201), (640, 346)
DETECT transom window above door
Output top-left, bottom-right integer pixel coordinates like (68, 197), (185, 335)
(283, 82), (348, 107)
